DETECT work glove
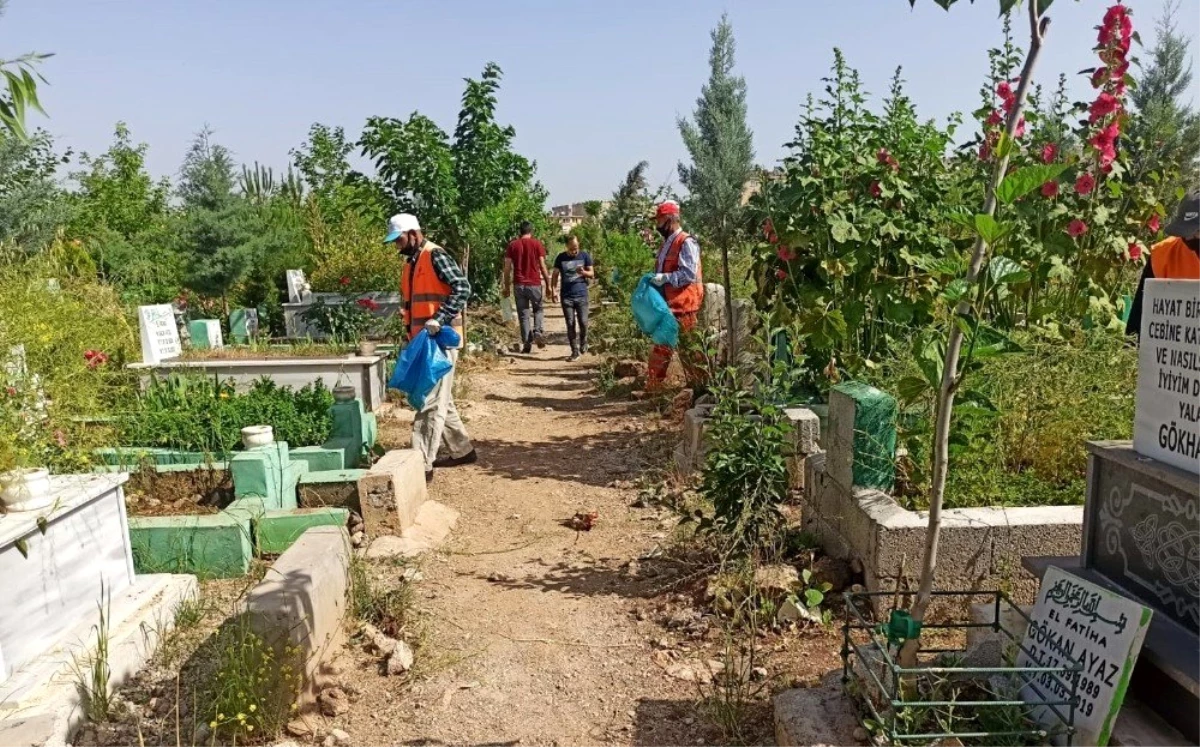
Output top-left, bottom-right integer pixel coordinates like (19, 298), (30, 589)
(424, 318), (442, 336)
(650, 273), (670, 287)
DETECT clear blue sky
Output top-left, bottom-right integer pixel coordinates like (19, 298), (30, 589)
(6, 0), (1197, 206)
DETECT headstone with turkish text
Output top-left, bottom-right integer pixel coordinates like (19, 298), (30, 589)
(1016, 566), (1153, 746)
(1134, 279), (1200, 474)
(137, 304), (182, 365)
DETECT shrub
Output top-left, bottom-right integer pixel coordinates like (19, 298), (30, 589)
(199, 619), (305, 743)
(118, 376), (334, 454)
(0, 251), (137, 474)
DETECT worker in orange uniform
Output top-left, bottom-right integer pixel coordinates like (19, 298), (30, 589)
(647, 200), (705, 391)
(387, 212), (476, 483)
(1126, 189), (1200, 338)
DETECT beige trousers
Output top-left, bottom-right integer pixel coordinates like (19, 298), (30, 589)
(412, 349), (473, 471)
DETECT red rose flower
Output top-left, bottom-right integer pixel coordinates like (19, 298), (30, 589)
(1067, 219), (1089, 238)
(1042, 143), (1058, 164)
(1128, 242), (1143, 261)
(869, 180), (882, 199)
(1075, 173), (1096, 195)
(356, 298), (381, 312)
(339, 276), (351, 287)
(1041, 181), (1060, 198)
(1148, 215), (1161, 233)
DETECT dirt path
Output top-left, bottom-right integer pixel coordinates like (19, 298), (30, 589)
(347, 315), (720, 746)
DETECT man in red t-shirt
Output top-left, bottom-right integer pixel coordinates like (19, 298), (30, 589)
(503, 221), (553, 354)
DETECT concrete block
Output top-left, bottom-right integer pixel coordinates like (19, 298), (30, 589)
(223, 496), (270, 524)
(784, 407), (820, 455)
(357, 449), (426, 535)
(129, 514), (252, 578)
(827, 389), (857, 492)
(829, 382), (898, 491)
(281, 460), (307, 510)
(257, 508), (349, 555)
(245, 526), (351, 700)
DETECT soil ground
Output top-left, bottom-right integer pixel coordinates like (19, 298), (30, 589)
(342, 315), (845, 746)
(125, 466), (233, 516)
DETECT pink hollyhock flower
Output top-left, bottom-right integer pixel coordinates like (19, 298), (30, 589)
(776, 246), (795, 262)
(1013, 117), (1027, 139)
(1041, 181), (1060, 198)
(1075, 173), (1096, 195)
(986, 110), (1003, 127)
(1091, 68), (1108, 89)
(979, 142), (992, 161)
(775, 268), (787, 280)
(356, 298), (381, 312)
(1042, 143), (1058, 164)
(1089, 92), (1120, 123)
(766, 231), (779, 245)
(762, 219), (775, 237)
(1067, 219), (1089, 238)
(1128, 242), (1143, 260)
(869, 181), (882, 199)
(1148, 214), (1161, 233)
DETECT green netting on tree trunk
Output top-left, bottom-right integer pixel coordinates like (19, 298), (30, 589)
(832, 380), (897, 491)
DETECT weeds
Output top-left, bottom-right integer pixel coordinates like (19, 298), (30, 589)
(72, 584), (113, 723)
(198, 618), (305, 743)
(350, 554), (415, 639)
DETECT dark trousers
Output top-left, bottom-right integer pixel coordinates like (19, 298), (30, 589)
(562, 295), (589, 352)
(515, 285), (544, 344)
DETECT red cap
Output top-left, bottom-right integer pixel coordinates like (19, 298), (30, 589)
(655, 200), (681, 219)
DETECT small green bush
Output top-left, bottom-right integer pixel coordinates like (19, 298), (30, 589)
(119, 376), (334, 453)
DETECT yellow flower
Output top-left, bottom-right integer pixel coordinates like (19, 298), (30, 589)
(209, 721), (218, 729)
(219, 391), (229, 399)
(217, 713), (225, 720)
(237, 712), (246, 721)
(249, 704), (257, 713)
(247, 725), (255, 733)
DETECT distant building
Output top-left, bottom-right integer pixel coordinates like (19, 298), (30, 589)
(740, 168), (783, 206)
(549, 201), (611, 235)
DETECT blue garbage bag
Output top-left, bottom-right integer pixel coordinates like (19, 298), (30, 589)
(388, 330), (453, 410)
(631, 273), (679, 347)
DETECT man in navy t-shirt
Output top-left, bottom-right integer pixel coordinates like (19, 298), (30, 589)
(551, 235), (594, 361)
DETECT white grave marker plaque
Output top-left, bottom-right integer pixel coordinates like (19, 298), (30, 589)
(1016, 566), (1153, 746)
(138, 304), (182, 364)
(286, 269), (311, 303)
(1134, 279), (1200, 474)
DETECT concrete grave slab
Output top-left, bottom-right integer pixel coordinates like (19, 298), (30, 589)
(357, 449), (426, 534)
(245, 526), (351, 703)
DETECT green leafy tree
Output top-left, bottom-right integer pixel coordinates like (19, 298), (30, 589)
(678, 14), (756, 355)
(0, 130), (72, 252)
(71, 122), (170, 238)
(0, 0), (50, 143)
(605, 161), (659, 234)
(359, 62), (541, 296)
(1127, 0), (1200, 201)
(69, 122), (178, 300)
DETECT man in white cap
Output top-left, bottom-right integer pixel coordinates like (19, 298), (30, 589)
(385, 213), (476, 482)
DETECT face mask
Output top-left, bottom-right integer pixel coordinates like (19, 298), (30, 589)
(656, 224), (673, 239)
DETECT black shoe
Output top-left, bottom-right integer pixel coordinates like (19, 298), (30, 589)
(567, 352), (580, 362)
(522, 343), (532, 354)
(535, 332), (546, 349)
(433, 449), (478, 468)
(580, 344), (588, 355)
(425, 469), (434, 484)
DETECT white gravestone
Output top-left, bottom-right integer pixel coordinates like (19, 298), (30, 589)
(198, 320), (223, 349)
(1016, 566), (1153, 746)
(286, 269), (312, 304)
(137, 304), (182, 365)
(1134, 279), (1200, 474)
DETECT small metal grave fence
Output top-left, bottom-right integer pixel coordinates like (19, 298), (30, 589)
(841, 590), (1082, 746)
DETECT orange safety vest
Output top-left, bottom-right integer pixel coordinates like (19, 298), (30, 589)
(657, 231), (705, 315)
(1150, 236), (1200, 280)
(400, 242), (465, 348)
